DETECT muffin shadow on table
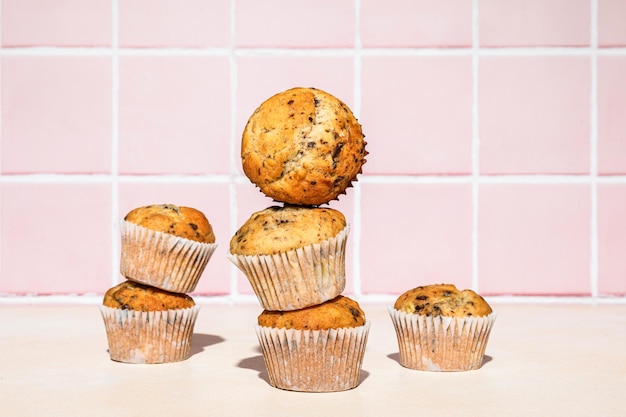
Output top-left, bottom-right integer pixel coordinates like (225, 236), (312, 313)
(190, 333), (225, 356)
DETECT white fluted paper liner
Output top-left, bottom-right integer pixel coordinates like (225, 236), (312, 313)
(227, 225), (349, 311)
(99, 305), (200, 364)
(388, 307), (496, 371)
(255, 320), (371, 392)
(119, 220), (217, 293)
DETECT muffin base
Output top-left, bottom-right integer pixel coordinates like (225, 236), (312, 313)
(119, 220), (217, 293)
(255, 321), (371, 392)
(388, 307), (496, 371)
(227, 225), (349, 311)
(99, 305), (200, 364)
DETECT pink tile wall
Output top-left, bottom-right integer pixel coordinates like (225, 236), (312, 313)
(1, 1), (625, 300)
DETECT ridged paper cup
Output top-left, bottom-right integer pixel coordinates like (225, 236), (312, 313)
(227, 225), (349, 311)
(255, 321), (371, 392)
(119, 220), (217, 293)
(99, 305), (200, 364)
(388, 307), (496, 371)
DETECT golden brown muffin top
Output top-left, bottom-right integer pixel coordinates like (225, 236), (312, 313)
(241, 87), (367, 206)
(229, 205), (346, 256)
(124, 204), (215, 243)
(258, 296), (366, 330)
(394, 284), (492, 317)
(103, 280), (195, 311)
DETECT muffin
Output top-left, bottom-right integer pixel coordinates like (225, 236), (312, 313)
(119, 204), (218, 293)
(99, 280), (200, 364)
(241, 87), (367, 206)
(255, 296), (371, 392)
(388, 284), (496, 371)
(227, 205), (349, 311)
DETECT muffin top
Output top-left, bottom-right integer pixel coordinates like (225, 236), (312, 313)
(258, 295), (366, 330)
(103, 280), (195, 311)
(124, 204), (215, 243)
(394, 284), (492, 317)
(229, 205), (346, 256)
(241, 87), (367, 206)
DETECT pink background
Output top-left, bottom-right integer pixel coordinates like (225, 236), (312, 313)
(1, 0), (625, 299)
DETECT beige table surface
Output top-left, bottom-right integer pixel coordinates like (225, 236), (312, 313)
(1, 301), (625, 417)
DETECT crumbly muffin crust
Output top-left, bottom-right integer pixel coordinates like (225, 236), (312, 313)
(229, 205), (346, 256)
(241, 87), (367, 206)
(124, 204), (215, 243)
(258, 296), (366, 330)
(103, 280), (195, 311)
(394, 284), (492, 317)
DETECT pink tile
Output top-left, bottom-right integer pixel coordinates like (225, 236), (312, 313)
(235, 56), (354, 175)
(360, 183), (473, 295)
(1, 56), (112, 174)
(0, 183), (112, 294)
(1, 0), (112, 47)
(236, 0), (354, 47)
(361, 56), (473, 175)
(598, 0), (626, 47)
(479, 56), (590, 175)
(361, 0), (472, 47)
(479, 0), (590, 47)
(478, 184), (591, 295)
(118, 56), (230, 175)
(597, 184), (626, 295)
(117, 182), (232, 295)
(119, 0), (230, 48)
(597, 56), (626, 174)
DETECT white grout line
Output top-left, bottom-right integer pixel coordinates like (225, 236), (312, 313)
(590, 0), (599, 297)
(351, 0), (363, 297)
(2, 46), (624, 57)
(1, 293), (625, 306)
(471, 0), (480, 292)
(228, 0), (240, 297)
(111, 0), (120, 287)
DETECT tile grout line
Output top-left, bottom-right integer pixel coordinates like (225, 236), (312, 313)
(590, 0), (599, 297)
(228, 0), (240, 298)
(352, 0), (363, 297)
(110, 0), (120, 287)
(471, 0), (480, 292)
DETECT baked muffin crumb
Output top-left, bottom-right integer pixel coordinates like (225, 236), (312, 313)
(103, 280), (195, 311)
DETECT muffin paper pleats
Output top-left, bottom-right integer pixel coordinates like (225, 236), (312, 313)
(255, 321), (371, 392)
(119, 220), (218, 293)
(99, 305), (200, 364)
(227, 225), (349, 311)
(388, 308), (496, 371)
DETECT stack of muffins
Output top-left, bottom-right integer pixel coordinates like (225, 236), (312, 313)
(100, 204), (218, 364)
(228, 87), (370, 392)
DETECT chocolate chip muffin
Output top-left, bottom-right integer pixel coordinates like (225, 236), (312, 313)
(257, 295), (365, 330)
(255, 295), (371, 392)
(393, 284), (493, 317)
(100, 281), (200, 364)
(229, 205), (346, 256)
(389, 284), (496, 371)
(124, 204), (215, 243)
(227, 205), (349, 311)
(241, 87), (367, 206)
(103, 280), (195, 311)
(120, 204), (218, 293)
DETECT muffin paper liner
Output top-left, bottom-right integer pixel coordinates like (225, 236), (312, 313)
(255, 320), (371, 392)
(99, 305), (200, 364)
(388, 307), (496, 371)
(119, 220), (217, 293)
(227, 225), (349, 311)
